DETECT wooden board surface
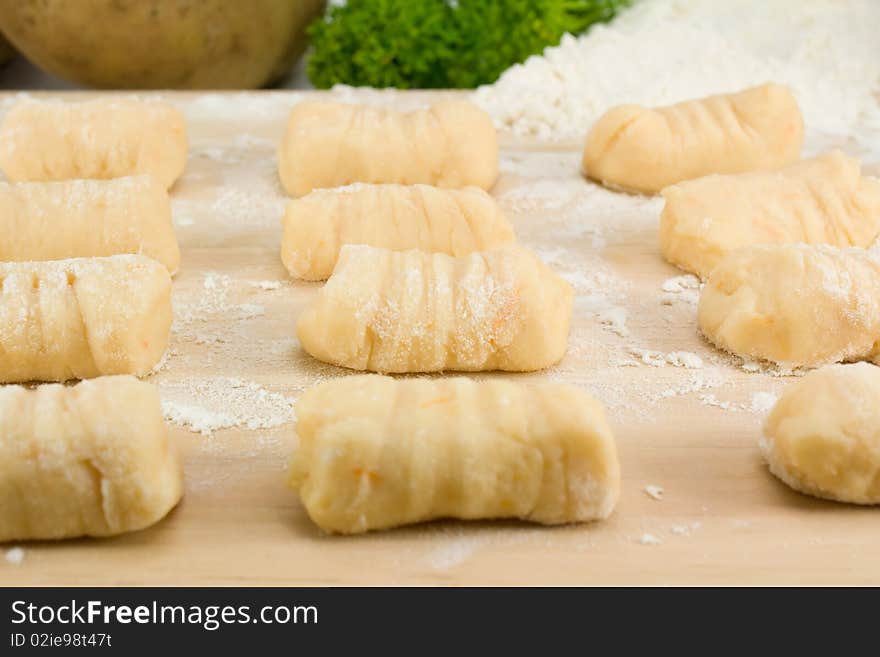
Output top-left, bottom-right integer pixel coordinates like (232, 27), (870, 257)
(2, 90), (878, 586)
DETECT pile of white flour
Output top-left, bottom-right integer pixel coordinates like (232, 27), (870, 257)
(475, 0), (880, 155)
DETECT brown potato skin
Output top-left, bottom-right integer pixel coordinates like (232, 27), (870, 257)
(0, 0), (326, 89)
(0, 33), (14, 66)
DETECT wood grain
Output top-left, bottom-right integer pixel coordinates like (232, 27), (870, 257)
(1, 90), (877, 586)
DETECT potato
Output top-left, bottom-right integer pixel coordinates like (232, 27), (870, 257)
(0, 33), (14, 66)
(0, 0), (325, 89)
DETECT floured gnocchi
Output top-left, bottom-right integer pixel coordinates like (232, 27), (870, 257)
(583, 83), (803, 194)
(762, 363), (880, 504)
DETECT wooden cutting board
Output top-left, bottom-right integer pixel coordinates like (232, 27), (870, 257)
(2, 90), (877, 586)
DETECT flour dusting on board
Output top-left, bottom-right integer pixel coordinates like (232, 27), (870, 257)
(174, 272), (265, 329)
(4, 547), (25, 566)
(160, 377), (295, 436)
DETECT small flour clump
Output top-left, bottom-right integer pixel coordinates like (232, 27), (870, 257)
(174, 273), (265, 331)
(639, 533), (663, 546)
(475, 0), (880, 157)
(644, 485), (664, 501)
(660, 368), (728, 400)
(597, 307), (628, 337)
(699, 393), (738, 411)
(670, 522), (702, 536)
(5, 547), (25, 565)
(630, 348), (703, 369)
(750, 392), (779, 413)
(252, 280), (283, 291)
(660, 275), (701, 306)
(426, 536), (486, 571)
(160, 377), (295, 436)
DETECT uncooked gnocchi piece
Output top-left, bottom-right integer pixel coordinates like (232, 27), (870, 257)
(583, 83), (803, 194)
(698, 244), (880, 368)
(297, 245), (573, 373)
(280, 183), (515, 280)
(0, 376), (183, 541)
(762, 363), (880, 504)
(660, 152), (880, 278)
(0, 255), (172, 382)
(277, 99), (499, 197)
(0, 98), (187, 188)
(0, 175), (180, 273)
(289, 375), (620, 534)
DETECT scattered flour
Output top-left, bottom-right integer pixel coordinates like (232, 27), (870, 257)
(639, 533), (663, 546)
(160, 378), (296, 436)
(670, 522), (702, 536)
(644, 485), (664, 501)
(253, 280), (284, 291)
(182, 93), (295, 122)
(500, 151), (583, 179)
(426, 536), (486, 571)
(209, 187), (287, 231)
(740, 360), (805, 377)
(659, 368), (728, 400)
(750, 392), (779, 414)
(5, 547), (24, 565)
(630, 348), (703, 369)
(699, 393), (737, 411)
(174, 273), (266, 333)
(597, 307), (628, 337)
(660, 275), (702, 306)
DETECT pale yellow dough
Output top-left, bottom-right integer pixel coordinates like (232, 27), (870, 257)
(277, 99), (499, 197)
(297, 245), (573, 373)
(762, 363), (880, 504)
(0, 376), (183, 541)
(289, 375), (620, 534)
(0, 255), (171, 382)
(0, 98), (187, 189)
(0, 175), (180, 273)
(280, 183), (515, 280)
(660, 152), (880, 278)
(698, 244), (880, 368)
(583, 83), (804, 194)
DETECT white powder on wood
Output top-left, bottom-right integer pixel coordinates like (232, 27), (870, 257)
(597, 307), (628, 337)
(426, 536), (486, 571)
(630, 348), (703, 369)
(670, 522), (702, 536)
(644, 485), (664, 501)
(699, 393), (737, 411)
(4, 547), (24, 565)
(660, 275), (702, 306)
(639, 533), (663, 546)
(160, 377), (296, 436)
(252, 280), (284, 291)
(174, 273), (267, 331)
(751, 392), (779, 414)
(660, 368), (728, 399)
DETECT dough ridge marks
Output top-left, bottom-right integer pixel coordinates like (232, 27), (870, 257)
(290, 375), (620, 534)
(0, 255), (172, 382)
(296, 245), (573, 373)
(280, 183), (515, 280)
(660, 151), (880, 278)
(277, 100), (499, 197)
(0, 98), (187, 189)
(0, 175), (180, 273)
(583, 83), (804, 194)
(0, 376), (183, 541)
(698, 244), (880, 368)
